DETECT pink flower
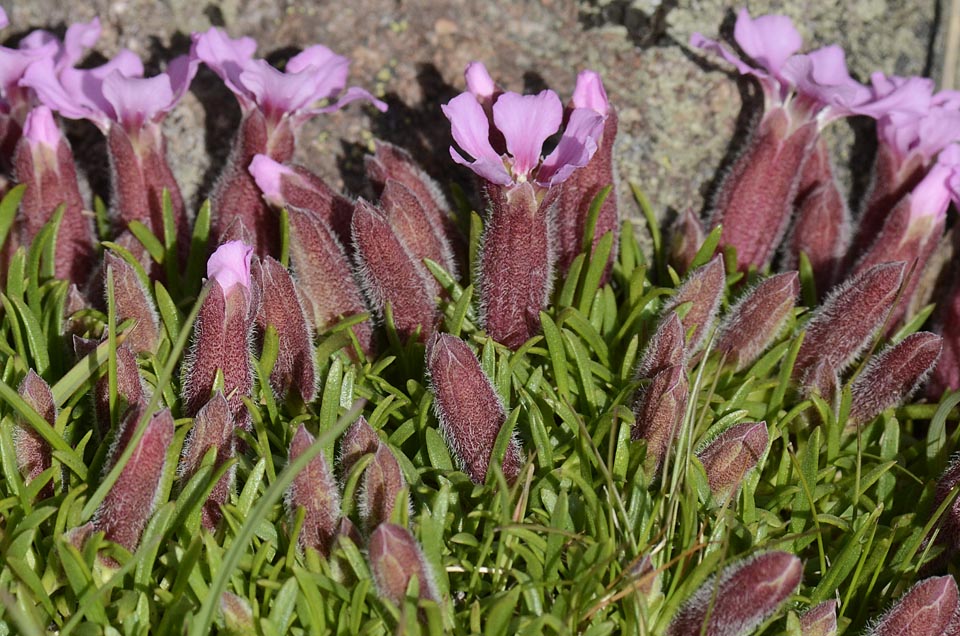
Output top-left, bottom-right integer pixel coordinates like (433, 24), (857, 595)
(442, 87), (603, 187)
(908, 144), (960, 222)
(692, 8), (868, 124)
(207, 241), (254, 296)
(192, 27), (386, 127)
(572, 69), (609, 117)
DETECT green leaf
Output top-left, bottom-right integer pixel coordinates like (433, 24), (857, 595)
(128, 220), (166, 264)
(581, 185), (613, 253)
(0, 184), (25, 252)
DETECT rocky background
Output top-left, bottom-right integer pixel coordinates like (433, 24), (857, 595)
(4, 0), (944, 232)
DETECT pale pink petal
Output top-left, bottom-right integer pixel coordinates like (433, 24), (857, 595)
(22, 105), (60, 149)
(166, 54), (200, 105)
(572, 70), (608, 117)
(492, 90), (562, 180)
(21, 58), (105, 125)
(249, 154), (293, 204)
(910, 144), (960, 222)
(312, 85), (387, 113)
(914, 103), (960, 161)
(732, 8), (803, 77)
(287, 45), (348, 99)
(239, 59), (320, 116)
(442, 92), (511, 185)
(0, 8), (7, 29)
(207, 241), (254, 294)
(537, 107), (603, 186)
(192, 27), (258, 108)
(0, 42), (58, 100)
(60, 17), (101, 69)
(781, 45), (869, 116)
(465, 61), (496, 99)
(102, 71), (173, 129)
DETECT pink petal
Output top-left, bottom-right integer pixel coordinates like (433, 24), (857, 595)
(465, 61), (496, 99)
(102, 71), (174, 129)
(22, 105), (60, 149)
(910, 144), (960, 221)
(313, 85), (387, 113)
(20, 58), (101, 124)
(732, 8), (803, 77)
(167, 54), (200, 105)
(572, 70), (608, 117)
(249, 154), (293, 203)
(537, 107), (603, 186)
(207, 240), (254, 294)
(442, 92), (511, 185)
(492, 90), (562, 180)
(914, 102), (960, 162)
(1, 42), (58, 99)
(287, 45), (348, 99)
(59, 17), (101, 69)
(0, 8), (7, 29)
(781, 45), (869, 116)
(239, 59), (321, 115)
(192, 27), (258, 107)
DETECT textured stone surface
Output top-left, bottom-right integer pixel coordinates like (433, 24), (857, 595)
(6, 0), (940, 233)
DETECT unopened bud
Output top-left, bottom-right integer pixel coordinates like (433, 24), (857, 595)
(351, 199), (438, 342)
(14, 370), (55, 497)
(220, 591), (255, 636)
(793, 261), (905, 383)
(368, 523), (438, 605)
(800, 600), (837, 636)
(381, 179), (458, 281)
(360, 442), (408, 532)
(715, 272), (798, 371)
(695, 422), (768, 503)
(668, 209), (706, 276)
(104, 251), (160, 355)
(178, 392), (235, 530)
(631, 364), (688, 475)
(251, 257), (317, 403)
(427, 333), (523, 483)
(286, 425), (340, 557)
(849, 332), (942, 426)
(667, 551), (802, 636)
(662, 255), (725, 356)
(339, 416), (379, 478)
(635, 312), (685, 380)
(866, 576), (959, 636)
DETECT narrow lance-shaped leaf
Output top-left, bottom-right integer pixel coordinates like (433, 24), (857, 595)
(865, 576), (959, 636)
(368, 523), (439, 605)
(351, 199), (439, 342)
(178, 392), (235, 531)
(849, 332), (942, 426)
(94, 407), (175, 554)
(426, 333), (523, 483)
(360, 442), (409, 532)
(715, 272), (798, 371)
(662, 254), (725, 356)
(252, 256), (317, 403)
(695, 421), (768, 503)
(285, 424), (340, 557)
(793, 261), (906, 387)
(667, 551), (802, 636)
(14, 370), (55, 498)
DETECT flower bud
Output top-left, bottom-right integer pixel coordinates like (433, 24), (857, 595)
(286, 424), (340, 556)
(695, 422), (768, 503)
(368, 523), (439, 605)
(14, 370), (55, 498)
(785, 138), (850, 295)
(668, 209), (706, 276)
(426, 333), (523, 484)
(866, 576), (959, 636)
(103, 251), (160, 355)
(715, 272), (798, 371)
(95, 407), (174, 553)
(251, 256), (317, 403)
(180, 242), (255, 428)
(849, 332), (942, 426)
(340, 416), (379, 477)
(249, 155), (354, 248)
(365, 140), (462, 258)
(351, 199), (439, 342)
(667, 551), (802, 636)
(381, 178), (458, 281)
(710, 108), (817, 272)
(929, 456), (960, 557)
(95, 343), (146, 439)
(286, 206), (375, 358)
(479, 181), (554, 349)
(635, 312), (685, 379)
(631, 364), (688, 475)
(220, 591), (255, 636)
(662, 254), (725, 356)
(13, 105), (94, 285)
(178, 392), (235, 530)
(793, 261), (905, 383)
(360, 442), (409, 532)
(800, 600), (837, 636)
